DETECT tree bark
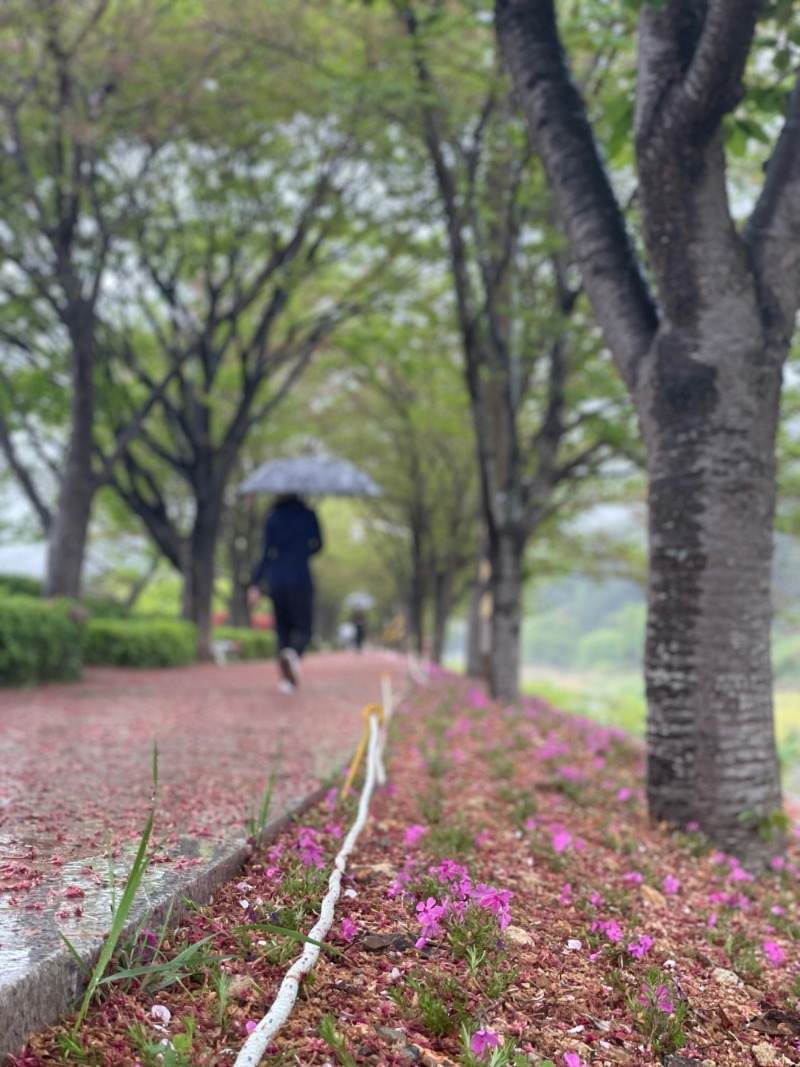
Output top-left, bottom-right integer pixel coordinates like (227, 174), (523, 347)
(45, 310), (96, 599)
(489, 525), (524, 701)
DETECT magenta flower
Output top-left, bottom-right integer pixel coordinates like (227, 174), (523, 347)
(472, 883), (513, 931)
(552, 829), (572, 853)
(591, 918), (624, 942)
(415, 896), (446, 948)
(296, 827), (325, 869)
(616, 786), (633, 801)
(623, 870), (643, 885)
(627, 934), (653, 959)
(467, 687), (490, 709)
(471, 1028), (500, 1056)
(245, 1020), (258, 1034)
(662, 874), (681, 894)
(404, 824), (428, 846)
(341, 918), (358, 942)
(638, 984), (674, 1013)
(559, 882), (572, 906)
(563, 1053), (585, 1067)
(763, 940), (785, 967)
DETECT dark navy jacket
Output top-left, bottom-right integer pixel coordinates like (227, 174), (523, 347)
(251, 498), (323, 592)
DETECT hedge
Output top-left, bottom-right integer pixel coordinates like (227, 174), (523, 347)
(213, 626), (276, 661)
(0, 595), (83, 686)
(82, 617), (198, 668)
(0, 574), (43, 598)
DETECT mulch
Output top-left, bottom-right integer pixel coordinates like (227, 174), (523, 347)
(5, 662), (800, 1067)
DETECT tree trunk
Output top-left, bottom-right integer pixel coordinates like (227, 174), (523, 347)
(45, 315), (96, 599)
(638, 328), (784, 862)
(184, 498), (224, 662)
(430, 569), (453, 664)
(228, 584), (251, 628)
(489, 526), (524, 702)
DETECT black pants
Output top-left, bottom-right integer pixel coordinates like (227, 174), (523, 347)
(270, 586), (314, 656)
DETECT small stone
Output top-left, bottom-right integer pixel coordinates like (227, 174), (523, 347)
(752, 1042), (791, 1066)
(504, 924), (534, 946)
(712, 966), (742, 987)
(375, 1027), (406, 1045)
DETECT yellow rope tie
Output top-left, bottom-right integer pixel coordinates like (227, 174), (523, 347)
(341, 703), (384, 798)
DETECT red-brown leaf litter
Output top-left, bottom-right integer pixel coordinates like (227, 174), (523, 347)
(3, 657), (799, 1066)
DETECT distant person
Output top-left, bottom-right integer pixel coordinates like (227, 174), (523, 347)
(248, 494), (323, 693)
(351, 607), (366, 652)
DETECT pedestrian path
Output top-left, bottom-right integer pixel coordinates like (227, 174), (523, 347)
(0, 650), (407, 1059)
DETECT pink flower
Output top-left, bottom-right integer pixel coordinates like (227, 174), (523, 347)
(415, 897), (446, 948)
(341, 918), (358, 942)
(623, 871), (643, 885)
(591, 918), (624, 942)
(552, 829), (572, 853)
(589, 892), (604, 907)
(472, 883), (513, 931)
(764, 940), (785, 967)
(638, 984), (673, 1013)
(662, 874), (681, 894)
(404, 824), (428, 846)
(627, 934), (653, 959)
(559, 882), (572, 906)
(471, 1029), (500, 1056)
(616, 787), (633, 801)
(563, 1053), (585, 1067)
(245, 1020), (258, 1034)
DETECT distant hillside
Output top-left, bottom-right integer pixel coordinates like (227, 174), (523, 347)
(520, 534), (800, 681)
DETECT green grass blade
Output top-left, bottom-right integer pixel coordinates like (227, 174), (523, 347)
(71, 744), (159, 1032)
(234, 922), (343, 955)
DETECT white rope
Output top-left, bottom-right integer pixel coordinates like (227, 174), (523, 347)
(406, 652), (431, 685)
(233, 709), (384, 1067)
(376, 674), (394, 786)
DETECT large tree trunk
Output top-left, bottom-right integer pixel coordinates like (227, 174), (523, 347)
(489, 526), (524, 702)
(639, 324), (784, 859)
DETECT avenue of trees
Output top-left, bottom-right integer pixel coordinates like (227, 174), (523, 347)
(1, 0), (799, 865)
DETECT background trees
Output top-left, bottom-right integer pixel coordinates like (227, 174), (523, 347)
(329, 0), (635, 698)
(0, 0), (205, 597)
(2, 0), (798, 863)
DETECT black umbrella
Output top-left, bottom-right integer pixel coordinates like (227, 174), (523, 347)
(238, 456), (381, 498)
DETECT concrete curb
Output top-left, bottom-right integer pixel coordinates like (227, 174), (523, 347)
(0, 784), (329, 1060)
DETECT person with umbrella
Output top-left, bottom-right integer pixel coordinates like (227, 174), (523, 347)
(247, 494), (323, 693)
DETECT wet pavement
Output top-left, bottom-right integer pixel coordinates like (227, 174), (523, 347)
(0, 650), (407, 1059)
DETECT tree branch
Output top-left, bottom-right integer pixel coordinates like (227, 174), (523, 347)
(743, 75), (800, 349)
(495, 0), (658, 392)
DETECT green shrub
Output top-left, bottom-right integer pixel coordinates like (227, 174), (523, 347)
(81, 597), (132, 620)
(82, 618), (197, 668)
(0, 574), (43, 598)
(0, 595), (83, 686)
(213, 626), (276, 660)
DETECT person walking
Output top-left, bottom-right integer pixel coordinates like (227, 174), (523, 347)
(248, 493), (323, 692)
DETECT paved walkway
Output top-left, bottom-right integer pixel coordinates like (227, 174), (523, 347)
(0, 650), (408, 1059)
